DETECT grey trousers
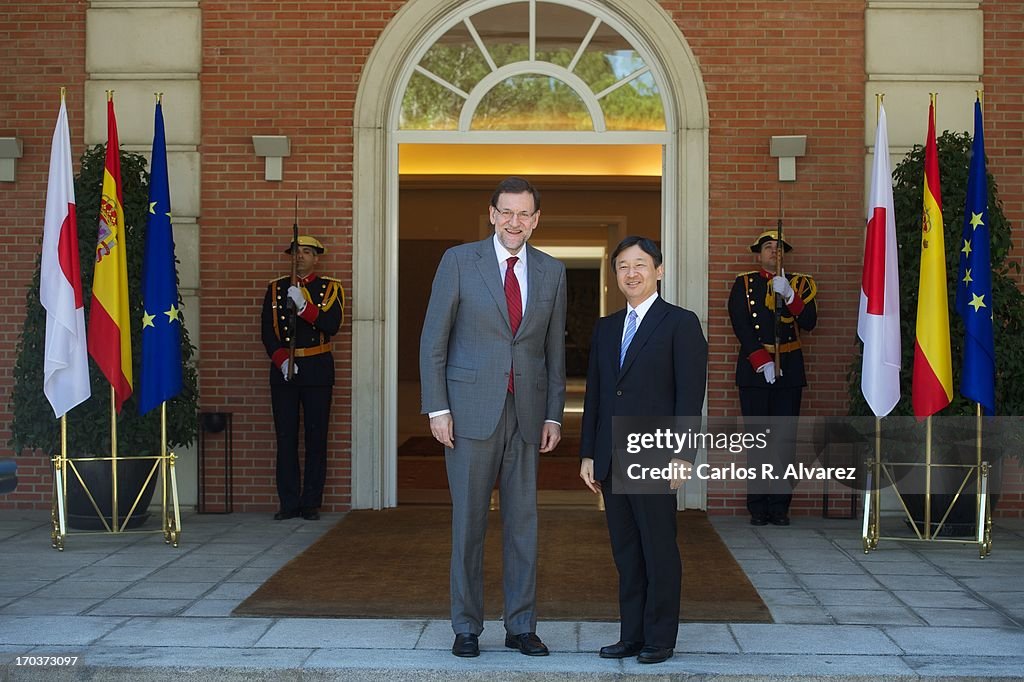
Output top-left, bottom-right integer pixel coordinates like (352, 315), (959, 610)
(445, 392), (539, 636)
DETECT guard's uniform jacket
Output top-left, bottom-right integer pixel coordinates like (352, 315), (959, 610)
(261, 273), (345, 386)
(261, 271), (344, 514)
(728, 269), (817, 388)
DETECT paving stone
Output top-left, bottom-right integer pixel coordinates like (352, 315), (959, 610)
(255, 618), (425, 649)
(730, 623), (902, 654)
(117, 581), (217, 600)
(0, 597), (104, 616)
(913, 608), (1020, 628)
(893, 590), (990, 609)
(765, 605), (834, 624)
(97, 616), (273, 648)
(883, 626), (1024, 656)
(827, 605), (924, 626)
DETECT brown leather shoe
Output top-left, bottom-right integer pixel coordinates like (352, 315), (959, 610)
(504, 632), (549, 656)
(599, 640), (644, 658)
(452, 633), (479, 657)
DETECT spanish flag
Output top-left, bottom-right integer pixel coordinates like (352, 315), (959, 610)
(911, 99), (953, 419)
(87, 94), (133, 412)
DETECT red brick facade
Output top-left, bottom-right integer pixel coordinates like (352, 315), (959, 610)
(0, 1), (87, 506)
(2, 1), (1023, 516)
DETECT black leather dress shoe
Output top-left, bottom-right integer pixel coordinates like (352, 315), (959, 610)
(750, 515), (768, 526)
(637, 646), (674, 664)
(301, 508), (320, 520)
(599, 641), (644, 658)
(769, 514), (791, 526)
(273, 509), (300, 520)
(452, 633), (479, 657)
(504, 632), (549, 656)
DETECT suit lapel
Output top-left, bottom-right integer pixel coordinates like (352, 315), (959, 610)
(517, 244), (547, 335)
(605, 309), (626, 375)
(618, 297), (669, 379)
(474, 238), (512, 331)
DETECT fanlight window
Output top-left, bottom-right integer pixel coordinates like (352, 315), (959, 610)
(400, 0), (667, 132)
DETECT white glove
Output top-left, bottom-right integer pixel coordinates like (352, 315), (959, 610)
(771, 276), (795, 304)
(758, 361), (776, 385)
(281, 359), (299, 380)
(287, 285), (307, 314)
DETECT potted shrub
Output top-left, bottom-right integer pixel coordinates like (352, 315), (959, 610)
(8, 143), (199, 529)
(848, 130), (1024, 535)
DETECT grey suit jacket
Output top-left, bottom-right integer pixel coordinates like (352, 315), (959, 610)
(419, 238), (567, 444)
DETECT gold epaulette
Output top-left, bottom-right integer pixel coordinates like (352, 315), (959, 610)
(320, 275), (342, 283)
(788, 272), (817, 303)
(269, 274), (290, 284)
(319, 279), (345, 311)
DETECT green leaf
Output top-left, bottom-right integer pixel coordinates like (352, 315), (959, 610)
(9, 144), (199, 457)
(847, 130), (1024, 465)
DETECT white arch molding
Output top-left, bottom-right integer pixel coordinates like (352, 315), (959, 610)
(352, 0), (709, 509)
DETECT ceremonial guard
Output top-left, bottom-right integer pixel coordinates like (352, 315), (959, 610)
(261, 235), (345, 520)
(728, 229), (816, 526)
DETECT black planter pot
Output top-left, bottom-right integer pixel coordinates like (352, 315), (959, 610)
(900, 455), (1002, 537)
(65, 457), (159, 531)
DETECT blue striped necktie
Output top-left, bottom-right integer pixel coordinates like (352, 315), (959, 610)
(620, 309), (637, 368)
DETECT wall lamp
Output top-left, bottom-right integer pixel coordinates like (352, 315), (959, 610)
(769, 135), (807, 182)
(0, 137), (24, 183)
(252, 135), (290, 181)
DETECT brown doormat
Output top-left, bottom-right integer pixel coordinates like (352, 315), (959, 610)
(399, 456), (583, 490)
(234, 507), (771, 623)
(399, 436), (582, 458)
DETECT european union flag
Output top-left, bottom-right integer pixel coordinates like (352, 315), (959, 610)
(139, 100), (183, 415)
(954, 97), (995, 415)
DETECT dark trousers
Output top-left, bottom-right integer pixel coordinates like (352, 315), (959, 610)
(601, 475), (681, 648)
(740, 385), (802, 520)
(271, 383), (332, 512)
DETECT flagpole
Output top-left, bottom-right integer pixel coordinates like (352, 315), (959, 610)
(161, 401), (168, 539)
(111, 386), (119, 532)
(871, 92), (885, 548)
(108, 88), (119, 532)
(924, 415), (932, 540)
(973, 86), (985, 551)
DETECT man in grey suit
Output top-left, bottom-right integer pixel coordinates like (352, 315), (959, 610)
(420, 177), (567, 658)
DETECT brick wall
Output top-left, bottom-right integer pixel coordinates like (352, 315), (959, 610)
(197, 1), (404, 512)
(2, 0), (1023, 518)
(985, 0), (1024, 270)
(983, 2), (1024, 518)
(0, 1), (87, 509)
(668, 2), (868, 513)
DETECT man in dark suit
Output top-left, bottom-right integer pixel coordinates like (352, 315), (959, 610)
(419, 177), (567, 658)
(579, 236), (708, 665)
(261, 236), (345, 521)
(727, 230), (817, 526)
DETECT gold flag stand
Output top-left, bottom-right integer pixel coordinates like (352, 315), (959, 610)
(51, 394), (181, 551)
(861, 410), (992, 559)
(861, 91), (991, 559)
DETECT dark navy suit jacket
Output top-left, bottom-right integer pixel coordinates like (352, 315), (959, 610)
(579, 296), (708, 482)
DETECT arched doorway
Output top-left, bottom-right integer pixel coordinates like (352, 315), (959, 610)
(352, 0), (709, 509)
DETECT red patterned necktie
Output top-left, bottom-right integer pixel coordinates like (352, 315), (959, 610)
(505, 256), (522, 393)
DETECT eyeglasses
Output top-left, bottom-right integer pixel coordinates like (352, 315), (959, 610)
(495, 208), (536, 223)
